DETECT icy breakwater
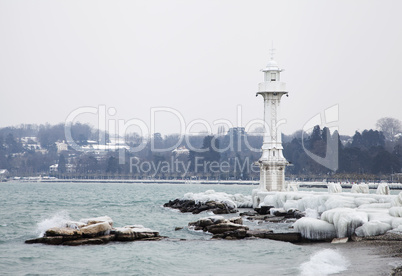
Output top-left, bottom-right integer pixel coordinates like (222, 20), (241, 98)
(253, 185), (402, 241)
(25, 216), (162, 246)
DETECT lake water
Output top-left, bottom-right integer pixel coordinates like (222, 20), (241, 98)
(0, 182), (399, 275)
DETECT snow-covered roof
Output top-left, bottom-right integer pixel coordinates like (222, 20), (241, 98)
(0, 169), (9, 174)
(262, 59), (281, 72)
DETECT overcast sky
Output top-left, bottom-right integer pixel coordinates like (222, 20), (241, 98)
(1, 0), (401, 137)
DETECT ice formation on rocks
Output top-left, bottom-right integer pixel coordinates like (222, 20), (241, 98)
(287, 183), (299, 192)
(305, 208), (320, 219)
(253, 188), (402, 240)
(389, 207), (402, 217)
(377, 183), (390, 195)
(28, 215), (162, 245)
(392, 192), (402, 206)
(293, 217), (337, 240)
(321, 208), (367, 238)
(355, 221), (392, 237)
(328, 183), (342, 193)
(351, 183), (369, 193)
(182, 190), (253, 208)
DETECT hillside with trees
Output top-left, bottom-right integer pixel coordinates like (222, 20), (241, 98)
(0, 117), (400, 182)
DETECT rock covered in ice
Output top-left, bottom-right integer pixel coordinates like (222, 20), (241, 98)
(45, 227), (82, 237)
(182, 190), (252, 209)
(328, 183), (342, 193)
(165, 190), (252, 214)
(287, 182), (299, 192)
(377, 183), (390, 195)
(354, 197), (377, 206)
(391, 217), (402, 229)
(305, 208), (320, 219)
(392, 192), (402, 207)
(80, 216), (113, 227)
(351, 183), (369, 194)
(254, 190), (402, 239)
(321, 208), (368, 238)
(360, 208), (393, 225)
(80, 221), (112, 238)
(164, 198), (237, 214)
(283, 200), (299, 211)
(355, 221), (392, 237)
(358, 203), (392, 209)
(26, 215), (162, 246)
(293, 217), (337, 241)
(390, 207), (402, 217)
(324, 195), (357, 210)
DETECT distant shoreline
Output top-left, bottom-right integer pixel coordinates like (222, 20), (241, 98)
(10, 179), (260, 185)
(7, 179), (402, 190)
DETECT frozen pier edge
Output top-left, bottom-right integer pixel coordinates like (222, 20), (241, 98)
(252, 184), (402, 241)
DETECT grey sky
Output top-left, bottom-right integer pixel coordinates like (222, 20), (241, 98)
(1, 0), (401, 136)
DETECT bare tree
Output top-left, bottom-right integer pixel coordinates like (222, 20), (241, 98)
(376, 117), (402, 142)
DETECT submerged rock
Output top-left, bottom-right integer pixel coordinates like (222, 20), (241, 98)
(25, 216), (162, 246)
(249, 232), (302, 243)
(246, 229), (274, 238)
(213, 229), (248, 240)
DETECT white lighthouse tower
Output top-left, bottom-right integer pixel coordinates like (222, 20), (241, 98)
(256, 50), (289, 192)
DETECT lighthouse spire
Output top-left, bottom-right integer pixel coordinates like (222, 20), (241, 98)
(269, 42), (276, 60)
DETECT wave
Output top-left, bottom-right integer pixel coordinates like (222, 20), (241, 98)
(36, 210), (71, 237)
(300, 249), (349, 276)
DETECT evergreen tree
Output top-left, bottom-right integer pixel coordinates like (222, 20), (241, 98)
(106, 156), (120, 174)
(58, 154), (66, 173)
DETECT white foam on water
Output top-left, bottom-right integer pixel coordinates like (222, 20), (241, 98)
(300, 249), (349, 276)
(36, 210), (71, 237)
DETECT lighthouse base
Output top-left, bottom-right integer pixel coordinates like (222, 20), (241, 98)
(258, 161), (287, 192)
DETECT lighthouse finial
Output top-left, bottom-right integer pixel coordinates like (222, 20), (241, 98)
(269, 42), (276, 60)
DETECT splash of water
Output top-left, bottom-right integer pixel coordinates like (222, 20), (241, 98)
(300, 249), (349, 276)
(36, 210), (71, 237)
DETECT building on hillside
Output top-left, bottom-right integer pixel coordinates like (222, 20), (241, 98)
(0, 169), (9, 181)
(172, 146), (190, 156)
(55, 141), (69, 153)
(227, 127), (246, 136)
(49, 164), (76, 173)
(21, 137), (41, 151)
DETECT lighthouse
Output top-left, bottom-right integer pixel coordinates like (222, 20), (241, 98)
(256, 50), (289, 191)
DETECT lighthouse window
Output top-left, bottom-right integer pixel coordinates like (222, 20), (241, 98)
(271, 73), (276, 81)
(273, 151), (275, 156)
